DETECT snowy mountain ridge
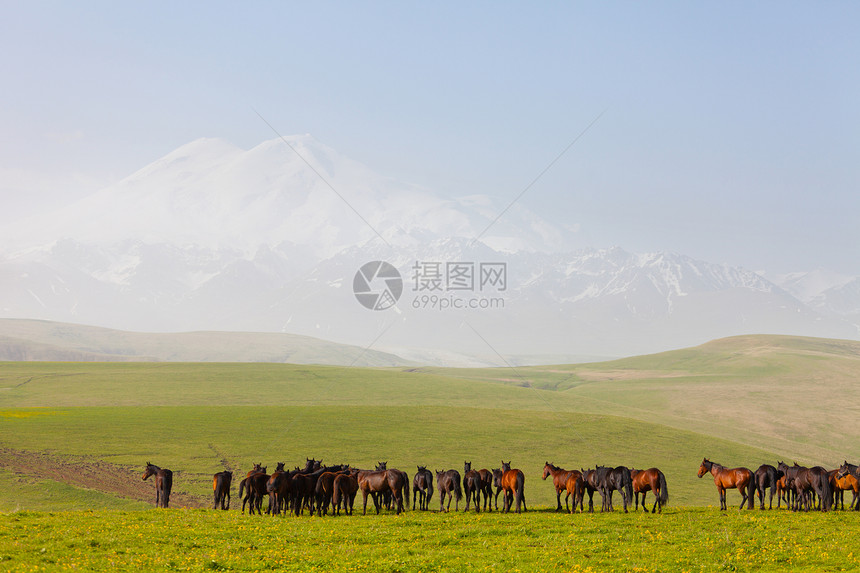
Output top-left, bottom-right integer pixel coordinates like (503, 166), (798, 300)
(1, 135), (858, 364)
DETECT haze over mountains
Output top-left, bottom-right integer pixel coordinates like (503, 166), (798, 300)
(1, 136), (858, 365)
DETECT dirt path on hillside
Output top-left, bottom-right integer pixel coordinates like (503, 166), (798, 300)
(0, 447), (208, 508)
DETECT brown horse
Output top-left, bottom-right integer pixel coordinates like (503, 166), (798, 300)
(564, 471), (585, 513)
(542, 462), (579, 512)
(332, 471), (359, 516)
(630, 468), (669, 513)
(835, 462), (860, 511)
(500, 461), (526, 513)
(213, 470), (232, 510)
(698, 458), (754, 510)
(753, 464), (781, 510)
(357, 469), (407, 515)
(142, 462), (173, 508)
(477, 468), (494, 511)
(436, 469), (462, 512)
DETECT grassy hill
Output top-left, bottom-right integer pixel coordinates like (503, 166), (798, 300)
(1, 334), (858, 511)
(0, 318), (411, 366)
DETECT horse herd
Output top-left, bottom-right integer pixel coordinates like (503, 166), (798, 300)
(142, 457), (860, 514)
(697, 458), (860, 512)
(141, 460), (670, 515)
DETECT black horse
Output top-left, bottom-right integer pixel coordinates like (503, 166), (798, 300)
(413, 466), (434, 511)
(213, 470), (232, 510)
(753, 464), (782, 510)
(594, 465), (633, 512)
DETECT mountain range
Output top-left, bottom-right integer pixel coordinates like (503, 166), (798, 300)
(1, 135), (858, 365)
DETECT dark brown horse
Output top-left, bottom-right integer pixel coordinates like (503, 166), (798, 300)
(698, 458), (754, 510)
(779, 462), (831, 512)
(265, 463), (291, 516)
(463, 462), (481, 513)
(542, 462), (579, 512)
(579, 468), (601, 513)
(332, 471), (359, 516)
(213, 470), (232, 510)
(499, 461), (526, 514)
(436, 469), (462, 512)
(413, 466), (434, 511)
(142, 462), (172, 508)
(630, 467), (669, 513)
(753, 464), (781, 510)
(477, 467), (494, 511)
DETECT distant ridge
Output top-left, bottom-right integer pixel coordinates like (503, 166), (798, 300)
(0, 319), (412, 367)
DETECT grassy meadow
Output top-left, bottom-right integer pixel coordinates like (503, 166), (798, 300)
(1, 334), (860, 570)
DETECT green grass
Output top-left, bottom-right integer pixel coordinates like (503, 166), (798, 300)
(0, 405), (779, 507)
(1, 508), (859, 572)
(1, 335), (859, 512)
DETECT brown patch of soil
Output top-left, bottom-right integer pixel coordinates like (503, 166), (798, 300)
(0, 447), (208, 508)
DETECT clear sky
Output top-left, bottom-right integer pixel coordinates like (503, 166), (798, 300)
(2, 1), (858, 274)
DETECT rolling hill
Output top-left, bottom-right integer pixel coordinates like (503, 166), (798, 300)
(0, 318), (411, 366)
(0, 334), (858, 510)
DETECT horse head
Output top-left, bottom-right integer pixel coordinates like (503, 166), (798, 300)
(464, 461), (471, 473)
(501, 461), (511, 472)
(697, 458), (711, 478)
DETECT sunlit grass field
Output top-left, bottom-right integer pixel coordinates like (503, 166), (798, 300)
(2, 507), (859, 572)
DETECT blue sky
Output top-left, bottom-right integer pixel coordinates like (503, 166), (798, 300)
(2, 1), (858, 273)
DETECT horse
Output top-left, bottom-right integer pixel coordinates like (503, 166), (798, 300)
(753, 464), (782, 510)
(542, 462), (580, 512)
(836, 461), (860, 510)
(357, 469), (407, 515)
(778, 461), (831, 512)
(413, 466), (434, 511)
(463, 462), (482, 513)
(240, 470), (270, 515)
(564, 471), (585, 513)
(436, 469), (462, 512)
(315, 469), (351, 516)
(477, 467), (494, 511)
(698, 458), (754, 510)
(499, 461), (526, 514)
(213, 470), (232, 510)
(579, 468), (601, 513)
(829, 468), (859, 510)
(492, 468), (504, 510)
(630, 467), (669, 513)
(332, 471), (359, 516)
(142, 462), (173, 508)
(266, 465), (293, 516)
(594, 465), (633, 512)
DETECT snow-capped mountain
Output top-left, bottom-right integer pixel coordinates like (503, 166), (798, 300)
(1, 136), (858, 365)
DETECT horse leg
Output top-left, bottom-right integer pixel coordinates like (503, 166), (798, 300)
(556, 489), (562, 512)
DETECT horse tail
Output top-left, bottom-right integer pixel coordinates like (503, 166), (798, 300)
(517, 471), (525, 504)
(622, 471), (633, 506)
(657, 470), (669, 506)
(820, 472), (833, 511)
(239, 477), (247, 500)
(746, 472), (756, 509)
(403, 473), (410, 505)
(455, 473), (463, 501)
(332, 481), (341, 512)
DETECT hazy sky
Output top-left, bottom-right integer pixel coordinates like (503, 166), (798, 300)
(2, 1), (858, 274)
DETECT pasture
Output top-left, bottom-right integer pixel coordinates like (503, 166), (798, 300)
(1, 335), (860, 570)
(3, 508), (860, 572)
